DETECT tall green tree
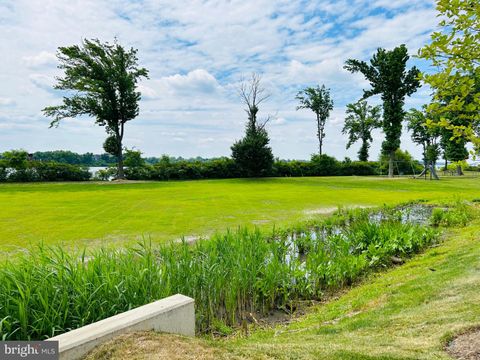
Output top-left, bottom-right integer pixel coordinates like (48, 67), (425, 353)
(437, 117), (470, 174)
(443, 127), (469, 176)
(1, 150), (29, 170)
(418, 0), (480, 151)
(434, 91), (475, 172)
(344, 45), (420, 177)
(231, 74), (274, 177)
(296, 85), (334, 155)
(406, 107), (441, 180)
(43, 39), (149, 179)
(342, 101), (382, 161)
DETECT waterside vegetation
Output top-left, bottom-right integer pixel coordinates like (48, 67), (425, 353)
(0, 201), (473, 341)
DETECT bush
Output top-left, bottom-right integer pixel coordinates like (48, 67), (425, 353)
(341, 160), (378, 176)
(310, 154), (341, 175)
(430, 202), (474, 227)
(123, 157), (239, 181)
(34, 162), (91, 181)
(0, 165), (7, 182)
(272, 160), (312, 177)
(124, 165), (152, 180)
(6, 168), (39, 182)
(273, 157), (378, 177)
(94, 167), (117, 181)
(465, 164), (479, 172)
(121, 156), (381, 181)
(0, 161), (91, 182)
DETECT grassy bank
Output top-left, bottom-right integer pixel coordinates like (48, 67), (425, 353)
(86, 205), (480, 360)
(219, 212), (480, 359)
(1, 176), (480, 249)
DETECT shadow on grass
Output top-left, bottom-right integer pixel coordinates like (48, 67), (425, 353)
(331, 351), (420, 360)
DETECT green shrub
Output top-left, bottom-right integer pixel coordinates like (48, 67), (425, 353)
(0, 158), (91, 182)
(34, 162), (91, 181)
(341, 161), (378, 176)
(0, 165), (7, 182)
(94, 167), (117, 181)
(430, 202), (473, 227)
(110, 155), (381, 180)
(310, 154), (341, 176)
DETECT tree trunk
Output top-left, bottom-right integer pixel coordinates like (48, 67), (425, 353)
(456, 164), (463, 176)
(117, 147), (125, 179)
(422, 144), (427, 171)
(317, 115), (322, 156)
(388, 150), (394, 178)
(430, 162), (439, 180)
(116, 124), (125, 180)
(358, 141), (368, 162)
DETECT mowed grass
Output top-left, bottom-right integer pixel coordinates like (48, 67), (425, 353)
(1, 176), (479, 249)
(87, 212), (480, 360)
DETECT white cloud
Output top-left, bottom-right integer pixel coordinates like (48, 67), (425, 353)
(0, 0), (438, 160)
(271, 117), (287, 126)
(0, 98), (15, 106)
(162, 69), (220, 94)
(29, 74), (55, 90)
(22, 51), (57, 67)
(137, 84), (158, 100)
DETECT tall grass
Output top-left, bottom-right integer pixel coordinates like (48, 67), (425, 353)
(0, 203), (466, 340)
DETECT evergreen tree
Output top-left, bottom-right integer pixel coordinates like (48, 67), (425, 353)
(231, 74), (274, 177)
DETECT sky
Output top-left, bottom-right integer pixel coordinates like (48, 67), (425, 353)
(0, 0), (440, 160)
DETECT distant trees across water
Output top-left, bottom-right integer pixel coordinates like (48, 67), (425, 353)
(0, 150), (212, 167)
(29, 151), (117, 166)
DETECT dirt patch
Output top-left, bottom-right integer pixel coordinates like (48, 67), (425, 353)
(175, 235), (203, 244)
(251, 219), (270, 225)
(109, 179), (149, 184)
(304, 207), (338, 215)
(304, 205), (371, 215)
(84, 332), (221, 360)
(446, 327), (480, 360)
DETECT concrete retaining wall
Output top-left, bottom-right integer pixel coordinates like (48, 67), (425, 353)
(47, 294), (194, 360)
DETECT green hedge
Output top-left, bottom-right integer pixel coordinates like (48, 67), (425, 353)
(121, 155), (384, 180)
(0, 161), (91, 182)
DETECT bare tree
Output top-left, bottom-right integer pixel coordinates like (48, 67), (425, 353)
(238, 73), (271, 130)
(231, 73), (274, 177)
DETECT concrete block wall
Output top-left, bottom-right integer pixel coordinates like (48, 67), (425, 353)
(47, 294), (194, 360)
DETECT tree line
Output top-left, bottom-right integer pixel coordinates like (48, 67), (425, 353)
(0, 150), (215, 167)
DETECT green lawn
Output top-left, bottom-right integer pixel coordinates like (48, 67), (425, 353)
(1, 176), (479, 250)
(86, 210), (480, 360)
